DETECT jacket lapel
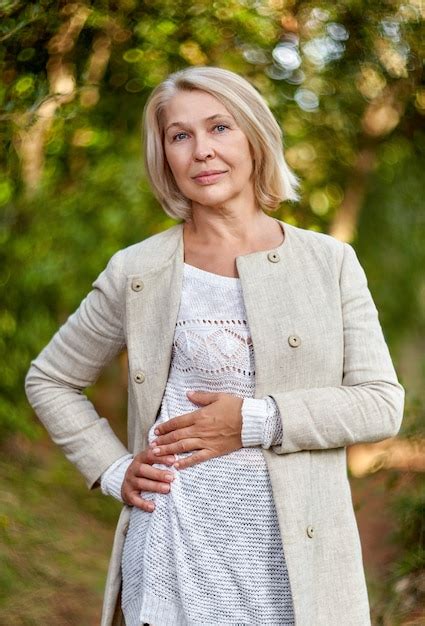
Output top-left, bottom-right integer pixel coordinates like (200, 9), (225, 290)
(125, 225), (185, 437)
(235, 219), (305, 397)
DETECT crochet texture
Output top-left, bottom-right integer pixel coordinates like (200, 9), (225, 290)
(120, 263), (295, 626)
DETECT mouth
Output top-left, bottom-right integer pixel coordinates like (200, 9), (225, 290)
(192, 171), (228, 185)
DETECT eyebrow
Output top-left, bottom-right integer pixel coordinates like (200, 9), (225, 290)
(165, 114), (234, 133)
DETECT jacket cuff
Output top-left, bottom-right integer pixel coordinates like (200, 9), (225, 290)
(241, 397), (269, 447)
(100, 453), (133, 502)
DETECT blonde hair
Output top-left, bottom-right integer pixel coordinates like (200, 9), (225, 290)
(142, 66), (300, 221)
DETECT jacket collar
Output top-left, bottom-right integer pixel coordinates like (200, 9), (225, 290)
(137, 217), (293, 278)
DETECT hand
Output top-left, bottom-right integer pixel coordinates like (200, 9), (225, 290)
(149, 391), (243, 470)
(121, 448), (177, 512)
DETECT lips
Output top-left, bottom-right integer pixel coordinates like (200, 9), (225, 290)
(192, 170), (228, 184)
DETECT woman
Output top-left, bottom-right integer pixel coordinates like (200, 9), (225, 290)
(25, 66), (405, 626)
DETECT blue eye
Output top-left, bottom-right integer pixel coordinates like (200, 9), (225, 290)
(173, 132), (188, 142)
(172, 124), (230, 142)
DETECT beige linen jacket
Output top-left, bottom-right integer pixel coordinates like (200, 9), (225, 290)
(25, 219), (404, 626)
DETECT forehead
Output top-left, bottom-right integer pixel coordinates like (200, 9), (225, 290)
(162, 89), (232, 124)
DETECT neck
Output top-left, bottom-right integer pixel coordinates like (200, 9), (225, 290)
(185, 208), (277, 248)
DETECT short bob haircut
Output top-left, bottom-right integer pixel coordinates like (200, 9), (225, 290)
(142, 66), (300, 221)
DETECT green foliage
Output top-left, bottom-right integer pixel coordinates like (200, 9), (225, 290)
(357, 136), (425, 351)
(381, 474), (425, 624)
(1, 0), (423, 438)
(391, 484), (425, 576)
(0, 1), (424, 621)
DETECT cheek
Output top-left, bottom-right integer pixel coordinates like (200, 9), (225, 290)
(229, 140), (253, 171)
(234, 152), (254, 179)
(165, 155), (193, 195)
(164, 149), (175, 173)
(165, 160), (183, 187)
(165, 149), (187, 178)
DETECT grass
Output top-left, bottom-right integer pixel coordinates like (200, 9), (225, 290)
(0, 435), (121, 626)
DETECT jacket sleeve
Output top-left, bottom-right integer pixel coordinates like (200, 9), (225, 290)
(24, 250), (130, 489)
(268, 242), (405, 454)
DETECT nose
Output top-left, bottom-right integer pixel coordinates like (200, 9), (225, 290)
(193, 134), (215, 161)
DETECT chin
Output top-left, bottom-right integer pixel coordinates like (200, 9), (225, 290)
(194, 198), (233, 210)
(192, 188), (238, 205)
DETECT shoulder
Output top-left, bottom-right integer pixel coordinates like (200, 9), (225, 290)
(285, 221), (344, 253)
(283, 221), (346, 273)
(90, 223), (182, 300)
(283, 222), (367, 287)
(105, 223), (183, 277)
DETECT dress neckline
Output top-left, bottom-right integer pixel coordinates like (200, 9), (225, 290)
(183, 219), (286, 283)
(183, 262), (241, 287)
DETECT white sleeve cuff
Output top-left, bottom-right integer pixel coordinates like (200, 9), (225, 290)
(263, 395), (283, 448)
(100, 453), (133, 502)
(241, 397), (269, 447)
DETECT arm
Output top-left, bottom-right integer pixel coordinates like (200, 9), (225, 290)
(268, 242), (404, 454)
(24, 251), (130, 489)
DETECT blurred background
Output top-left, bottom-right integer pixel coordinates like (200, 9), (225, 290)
(0, 1), (424, 624)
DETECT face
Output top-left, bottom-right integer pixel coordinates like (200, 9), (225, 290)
(162, 89), (255, 212)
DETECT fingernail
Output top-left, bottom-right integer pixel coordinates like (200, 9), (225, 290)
(154, 428), (160, 435)
(152, 447), (161, 454)
(165, 474), (174, 481)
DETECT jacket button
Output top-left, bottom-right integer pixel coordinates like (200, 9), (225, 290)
(134, 371), (145, 384)
(131, 278), (144, 292)
(288, 335), (301, 348)
(267, 251), (280, 263)
(306, 525), (314, 538)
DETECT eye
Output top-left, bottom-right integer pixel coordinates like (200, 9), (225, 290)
(214, 124), (230, 133)
(172, 132), (188, 142)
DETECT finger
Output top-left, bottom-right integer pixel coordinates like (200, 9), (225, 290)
(161, 454), (178, 465)
(147, 451), (177, 466)
(187, 391), (220, 405)
(151, 438), (203, 457)
(174, 450), (212, 470)
(150, 425), (194, 447)
(133, 463), (175, 483)
(131, 451), (175, 467)
(126, 493), (156, 512)
(131, 477), (171, 494)
(142, 450), (177, 468)
(153, 412), (196, 436)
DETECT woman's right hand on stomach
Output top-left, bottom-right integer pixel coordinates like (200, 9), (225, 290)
(121, 449), (177, 512)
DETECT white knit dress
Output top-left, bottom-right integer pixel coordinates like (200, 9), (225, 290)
(102, 262), (295, 626)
